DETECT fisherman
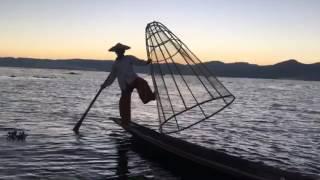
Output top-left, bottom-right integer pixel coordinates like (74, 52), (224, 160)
(101, 43), (155, 125)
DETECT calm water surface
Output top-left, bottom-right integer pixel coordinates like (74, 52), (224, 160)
(0, 67), (319, 179)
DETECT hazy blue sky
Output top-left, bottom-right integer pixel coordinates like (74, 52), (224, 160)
(1, 0), (319, 64)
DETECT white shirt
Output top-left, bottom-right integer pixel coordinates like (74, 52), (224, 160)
(104, 55), (148, 90)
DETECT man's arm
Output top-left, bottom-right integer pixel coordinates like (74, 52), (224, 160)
(128, 55), (152, 66)
(101, 65), (116, 89)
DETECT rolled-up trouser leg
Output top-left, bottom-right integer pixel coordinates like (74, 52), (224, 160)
(119, 92), (131, 124)
(134, 77), (155, 104)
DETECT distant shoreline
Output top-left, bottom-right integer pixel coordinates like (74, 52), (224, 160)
(0, 57), (319, 81)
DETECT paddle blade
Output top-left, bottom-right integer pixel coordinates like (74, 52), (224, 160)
(73, 118), (83, 134)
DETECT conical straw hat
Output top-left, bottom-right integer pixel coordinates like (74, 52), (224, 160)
(109, 43), (131, 52)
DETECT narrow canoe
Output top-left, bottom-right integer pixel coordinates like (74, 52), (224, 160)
(110, 117), (314, 180)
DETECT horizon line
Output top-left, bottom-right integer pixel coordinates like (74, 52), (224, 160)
(0, 56), (319, 66)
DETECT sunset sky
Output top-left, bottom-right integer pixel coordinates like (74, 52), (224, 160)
(1, 0), (319, 65)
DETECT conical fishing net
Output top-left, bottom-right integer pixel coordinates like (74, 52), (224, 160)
(146, 21), (235, 134)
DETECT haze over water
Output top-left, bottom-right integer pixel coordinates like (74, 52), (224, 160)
(0, 67), (319, 179)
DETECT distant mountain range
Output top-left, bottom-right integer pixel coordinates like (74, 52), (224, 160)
(0, 57), (319, 81)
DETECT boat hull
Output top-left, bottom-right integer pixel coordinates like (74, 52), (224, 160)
(110, 117), (314, 180)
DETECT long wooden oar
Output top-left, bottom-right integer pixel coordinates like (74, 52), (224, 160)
(73, 87), (104, 134)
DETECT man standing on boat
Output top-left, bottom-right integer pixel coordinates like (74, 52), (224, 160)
(101, 43), (155, 124)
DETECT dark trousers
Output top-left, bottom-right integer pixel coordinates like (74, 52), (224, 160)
(119, 77), (155, 124)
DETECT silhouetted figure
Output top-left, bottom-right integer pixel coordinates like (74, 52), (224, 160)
(102, 43), (155, 125)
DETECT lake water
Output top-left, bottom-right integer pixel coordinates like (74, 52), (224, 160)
(0, 67), (319, 179)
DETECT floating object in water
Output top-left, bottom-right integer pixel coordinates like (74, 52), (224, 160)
(7, 129), (28, 141)
(67, 72), (79, 75)
(32, 75), (55, 79)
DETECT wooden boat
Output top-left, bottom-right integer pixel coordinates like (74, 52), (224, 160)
(111, 117), (314, 180)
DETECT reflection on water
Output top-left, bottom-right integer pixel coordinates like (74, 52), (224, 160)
(0, 67), (319, 179)
(115, 137), (129, 180)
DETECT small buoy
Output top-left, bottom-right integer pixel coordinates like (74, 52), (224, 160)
(7, 129), (28, 141)
(68, 72), (79, 75)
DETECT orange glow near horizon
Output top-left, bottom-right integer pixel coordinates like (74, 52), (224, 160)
(1, 32), (319, 65)
(1, 47), (319, 65)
